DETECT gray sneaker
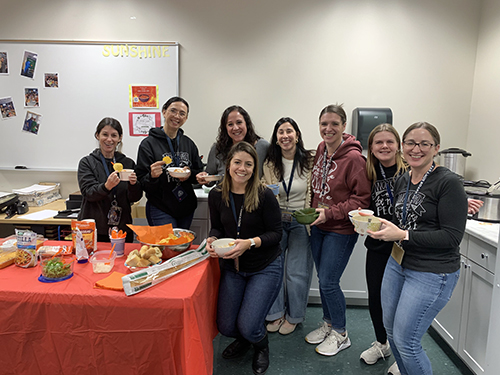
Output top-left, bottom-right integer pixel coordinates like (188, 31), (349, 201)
(360, 341), (391, 364)
(388, 361), (401, 375)
(305, 322), (332, 344)
(315, 330), (351, 356)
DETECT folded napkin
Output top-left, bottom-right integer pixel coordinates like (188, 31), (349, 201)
(94, 271), (126, 291)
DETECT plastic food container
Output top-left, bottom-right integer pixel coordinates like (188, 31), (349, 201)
(89, 250), (116, 273)
(39, 253), (75, 281)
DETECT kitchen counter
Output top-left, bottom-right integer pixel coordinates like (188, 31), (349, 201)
(465, 218), (499, 248)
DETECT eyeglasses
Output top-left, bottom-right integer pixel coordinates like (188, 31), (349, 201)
(169, 108), (187, 119)
(403, 140), (434, 151)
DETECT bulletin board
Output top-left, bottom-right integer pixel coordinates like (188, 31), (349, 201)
(0, 40), (179, 170)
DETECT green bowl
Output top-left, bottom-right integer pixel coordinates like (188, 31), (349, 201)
(292, 208), (319, 224)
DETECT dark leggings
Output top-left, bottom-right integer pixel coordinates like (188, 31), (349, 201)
(365, 250), (391, 344)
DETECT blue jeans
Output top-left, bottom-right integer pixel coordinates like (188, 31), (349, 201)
(381, 256), (460, 375)
(217, 255), (283, 344)
(145, 202), (194, 229)
(310, 226), (358, 332)
(266, 218), (313, 324)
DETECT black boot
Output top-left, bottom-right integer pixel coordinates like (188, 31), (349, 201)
(222, 338), (251, 359)
(252, 336), (269, 375)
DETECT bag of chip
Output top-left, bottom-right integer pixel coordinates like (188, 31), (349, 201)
(71, 219), (97, 254)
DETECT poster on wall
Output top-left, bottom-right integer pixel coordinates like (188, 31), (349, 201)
(0, 51), (8, 75)
(0, 96), (16, 119)
(129, 85), (159, 108)
(24, 88), (40, 107)
(20, 50), (38, 79)
(128, 112), (161, 136)
(22, 111), (42, 135)
(44, 73), (59, 88)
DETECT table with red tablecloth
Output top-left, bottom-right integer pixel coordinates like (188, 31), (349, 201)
(0, 241), (220, 375)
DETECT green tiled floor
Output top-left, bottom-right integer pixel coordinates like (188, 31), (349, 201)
(213, 305), (474, 375)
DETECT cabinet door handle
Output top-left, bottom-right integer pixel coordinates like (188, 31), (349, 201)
(481, 253), (489, 259)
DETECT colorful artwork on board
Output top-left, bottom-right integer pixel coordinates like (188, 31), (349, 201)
(128, 112), (161, 136)
(0, 51), (8, 75)
(129, 85), (159, 108)
(44, 73), (59, 88)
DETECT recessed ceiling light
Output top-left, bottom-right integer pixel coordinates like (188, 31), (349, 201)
(130, 16), (136, 20)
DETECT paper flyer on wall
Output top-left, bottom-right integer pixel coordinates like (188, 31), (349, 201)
(44, 73), (59, 88)
(128, 112), (161, 136)
(129, 85), (159, 108)
(22, 111), (42, 135)
(24, 88), (40, 107)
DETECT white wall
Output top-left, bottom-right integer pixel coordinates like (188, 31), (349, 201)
(0, 0), (486, 195)
(467, 0), (500, 183)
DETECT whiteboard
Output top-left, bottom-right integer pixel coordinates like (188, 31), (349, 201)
(0, 40), (179, 170)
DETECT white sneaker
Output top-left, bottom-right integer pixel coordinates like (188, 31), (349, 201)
(305, 322), (332, 344)
(315, 330), (351, 356)
(360, 341), (391, 364)
(388, 361), (400, 375)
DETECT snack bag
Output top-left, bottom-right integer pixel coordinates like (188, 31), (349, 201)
(14, 229), (38, 268)
(71, 219), (97, 254)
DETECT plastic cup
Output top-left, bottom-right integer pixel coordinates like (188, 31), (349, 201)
(119, 169), (134, 181)
(109, 236), (126, 257)
(267, 184), (280, 196)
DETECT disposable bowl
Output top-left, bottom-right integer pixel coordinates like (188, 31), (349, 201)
(203, 175), (222, 182)
(167, 167), (190, 178)
(212, 238), (236, 256)
(119, 169), (134, 181)
(348, 209), (374, 223)
(352, 215), (382, 235)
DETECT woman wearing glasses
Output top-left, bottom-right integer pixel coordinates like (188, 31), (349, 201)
(136, 97), (204, 229)
(368, 122), (468, 375)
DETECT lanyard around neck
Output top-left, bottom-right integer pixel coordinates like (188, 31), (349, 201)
(379, 163), (394, 205)
(281, 157), (297, 203)
(320, 140), (343, 198)
(401, 162), (435, 228)
(166, 134), (180, 166)
(99, 152), (117, 197)
(229, 192), (244, 239)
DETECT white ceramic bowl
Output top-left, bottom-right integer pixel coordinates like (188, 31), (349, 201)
(352, 215), (381, 235)
(167, 167), (190, 178)
(348, 209), (374, 223)
(203, 175), (222, 182)
(119, 169), (134, 181)
(212, 238), (236, 256)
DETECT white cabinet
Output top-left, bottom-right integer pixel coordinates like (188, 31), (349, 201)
(459, 259), (494, 374)
(192, 191), (209, 245)
(309, 235), (368, 305)
(432, 229), (498, 375)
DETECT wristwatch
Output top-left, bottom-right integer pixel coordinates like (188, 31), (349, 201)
(249, 238), (256, 248)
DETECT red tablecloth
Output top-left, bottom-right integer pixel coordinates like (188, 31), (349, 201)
(0, 241), (220, 375)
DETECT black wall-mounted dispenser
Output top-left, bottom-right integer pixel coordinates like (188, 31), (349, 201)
(352, 107), (393, 149)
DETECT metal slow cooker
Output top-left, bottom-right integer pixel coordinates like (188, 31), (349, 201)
(464, 180), (500, 223)
(438, 148), (471, 177)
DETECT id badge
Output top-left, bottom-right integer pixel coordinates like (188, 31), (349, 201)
(281, 210), (293, 223)
(391, 242), (405, 265)
(107, 200), (122, 225)
(318, 202), (329, 209)
(172, 184), (187, 202)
